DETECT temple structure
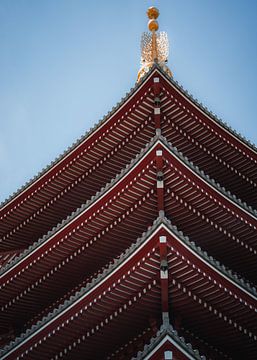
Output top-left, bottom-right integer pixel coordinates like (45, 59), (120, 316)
(0, 7), (256, 360)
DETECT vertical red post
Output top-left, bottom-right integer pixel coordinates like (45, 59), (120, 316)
(153, 75), (169, 326)
(153, 76), (161, 130)
(156, 149), (164, 213)
(159, 234), (170, 326)
(153, 75), (165, 214)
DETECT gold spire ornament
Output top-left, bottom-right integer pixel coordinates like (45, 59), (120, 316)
(137, 7), (172, 82)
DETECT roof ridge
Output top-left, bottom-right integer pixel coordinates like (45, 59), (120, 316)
(153, 63), (257, 154)
(131, 324), (205, 360)
(1, 215), (255, 357)
(0, 135), (160, 276)
(158, 135), (257, 216)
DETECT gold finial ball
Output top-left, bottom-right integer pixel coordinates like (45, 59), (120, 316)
(147, 6), (159, 19)
(148, 19), (159, 32)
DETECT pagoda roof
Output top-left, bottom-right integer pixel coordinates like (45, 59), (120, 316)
(132, 324), (204, 360)
(1, 135), (256, 346)
(1, 135), (256, 279)
(0, 134), (257, 276)
(1, 216), (256, 359)
(1, 9), (256, 358)
(1, 65), (257, 265)
(0, 68), (153, 210)
(1, 64), (256, 212)
(0, 134), (159, 275)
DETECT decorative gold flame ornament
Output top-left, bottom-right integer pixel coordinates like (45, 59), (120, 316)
(137, 7), (172, 82)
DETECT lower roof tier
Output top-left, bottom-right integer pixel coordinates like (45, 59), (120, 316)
(1, 219), (256, 359)
(0, 137), (256, 343)
(0, 151), (158, 335)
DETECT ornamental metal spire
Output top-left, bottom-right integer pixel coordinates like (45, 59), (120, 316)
(137, 7), (172, 82)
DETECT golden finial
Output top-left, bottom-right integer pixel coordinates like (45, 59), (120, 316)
(148, 19), (159, 32)
(147, 6), (159, 31)
(137, 7), (172, 82)
(147, 6), (159, 19)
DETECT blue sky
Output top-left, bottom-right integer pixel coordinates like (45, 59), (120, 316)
(0, 0), (256, 203)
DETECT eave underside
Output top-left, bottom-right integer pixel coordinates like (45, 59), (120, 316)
(159, 70), (257, 209)
(0, 139), (256, 349)
(1, 67), (257, 258)
(0, 222), (256, 359)
(0, 67), (257, 359)
(0, 84), (156, 252)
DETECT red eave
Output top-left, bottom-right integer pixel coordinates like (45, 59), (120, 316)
(1, 135), (256, 334)
(0, 139), (159, 283)
(157, 68), (257, 161)
(156, 67), (257, 208)
(1, 66), (256, 255)
(0, 71), (156, 244)
(161, 141), (257, 225)
(1, 136), (256, 286)
(0, 220), (255, 359)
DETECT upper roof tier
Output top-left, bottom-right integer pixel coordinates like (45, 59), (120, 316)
(0, 66), (257, 256)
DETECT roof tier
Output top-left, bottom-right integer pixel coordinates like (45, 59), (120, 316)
(1, 136), (256, 345)
(1, 67), (256, 257)
(1, 63), (257, 359)
(159, 72), (257, 209)
(0, 140), (158, 336)
(1, 136), (256, 279)
(0, 79), (156, 252)
(0, 219), (256, 359)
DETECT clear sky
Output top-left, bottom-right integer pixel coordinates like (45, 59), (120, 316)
(0, 0), (256, 203)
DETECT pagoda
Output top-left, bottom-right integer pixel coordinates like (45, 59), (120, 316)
(0, 7), (256, 360)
